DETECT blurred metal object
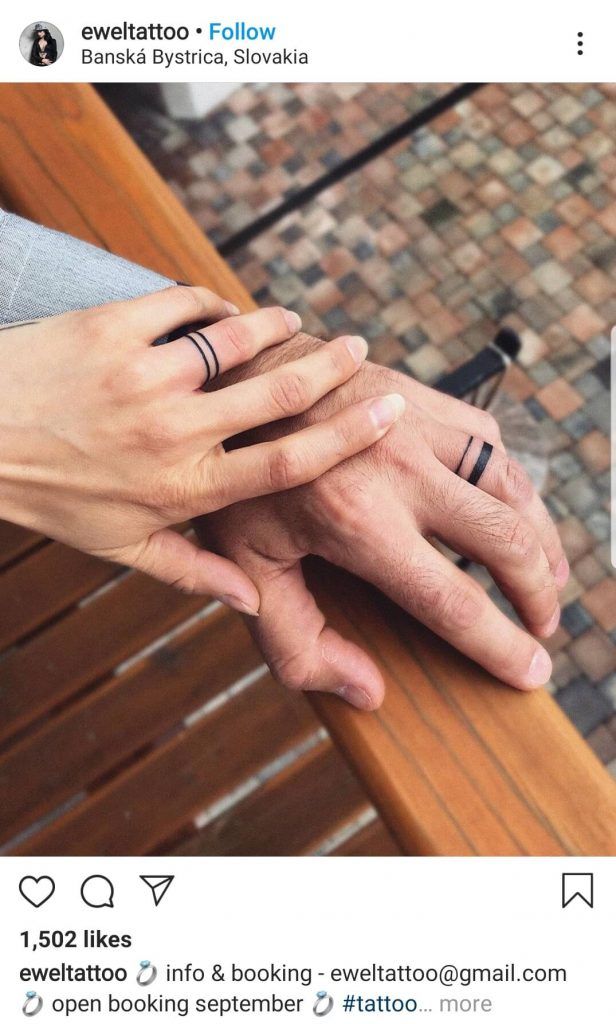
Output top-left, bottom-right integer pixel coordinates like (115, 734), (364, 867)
(435, 327), (521, 403)
(436, 324), (548, 484)
(486, 389), (549, 493)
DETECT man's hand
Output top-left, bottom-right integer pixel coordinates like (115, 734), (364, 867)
(198, 336), (568, 710)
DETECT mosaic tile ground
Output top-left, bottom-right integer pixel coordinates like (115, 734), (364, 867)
(109, 83), (452, 247)
(112, 82), (616, 775)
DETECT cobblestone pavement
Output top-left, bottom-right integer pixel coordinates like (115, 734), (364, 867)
(114, 82), (616, 774)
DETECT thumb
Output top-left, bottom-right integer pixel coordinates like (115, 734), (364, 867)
(115, 528), (261, 614)
(247, 556), (385, 710)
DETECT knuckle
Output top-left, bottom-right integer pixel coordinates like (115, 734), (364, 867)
(502, 516), (537, 563)
(271, 650), (314, 692)
(326, 339), (354, 378)
(266, 446), (305, 492)
(503, 457), (534, 507)
(80, 307), (111, 344)
(217, 319), (250, 359)
(171, 572), (198, 596)
(371, 364), (403, 392)
(312, 473), (375, 536)
(416, 574), (482, 633)
(171, 285), (205, 322)
(330, 417), (359, 458)
(268, 371), (311, 417)
(115, 355), (155, 397)
(478, 410), (501, 445)
(132, 411), (183, 452)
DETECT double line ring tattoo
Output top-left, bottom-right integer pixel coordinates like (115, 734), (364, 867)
(187, 330), (220, 387)
(455, 436), (493, 487)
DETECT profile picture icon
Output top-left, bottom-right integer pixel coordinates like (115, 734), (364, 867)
(19, 21), (64, 66)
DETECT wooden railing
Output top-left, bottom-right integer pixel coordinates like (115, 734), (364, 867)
(0, 83), (614, 855)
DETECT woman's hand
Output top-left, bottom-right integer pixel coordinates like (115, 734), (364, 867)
(0, 287), (404, 613)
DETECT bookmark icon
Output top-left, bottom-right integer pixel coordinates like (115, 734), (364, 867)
(140, 875), (175, 907)
(561, 872), (593, 909)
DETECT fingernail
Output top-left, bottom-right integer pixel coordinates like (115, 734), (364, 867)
(542, 604), (561, 636)
(344, 335), (369, 365)
(525, 646), (552, 688)
(283, 309), (302, 333)
(224, 301), (241, 316)
(335, 685), (375, 710)
(555, 556), (569, 587)
(219, 594), (260, 617)
(368, 393), (406, 431)
(536, 602), (560, 634)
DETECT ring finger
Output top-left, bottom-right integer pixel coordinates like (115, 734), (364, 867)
(428, 424), (568, 587)
(424, 463), (560, 638)
(152, 306), (302, 390)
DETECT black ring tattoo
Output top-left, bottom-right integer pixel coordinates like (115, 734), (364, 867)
(187, 334), (212, 384)
(454, 435), (473, 475)
(468, 441), (493, 486)
(193, 330), (220, 379)
(455, 436), (494, 486)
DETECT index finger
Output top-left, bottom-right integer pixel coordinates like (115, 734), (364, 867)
(92, 286), (240, 344)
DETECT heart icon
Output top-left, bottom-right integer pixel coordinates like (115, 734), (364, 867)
(19, 875), (55, 908)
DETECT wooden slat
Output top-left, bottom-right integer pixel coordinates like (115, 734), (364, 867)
(333, 818), (402, 856)
(1, 83), (614, 856)
(0, 571), (204, 745)
(308, 562), (616, 855)
(0, 85), (252, 302)
(0, 542), (119, 652)
(0, 606), (260, 844)
(169, 742), (369, 856)
(10, 677), (316, 855)
(0, 520), (42, 570)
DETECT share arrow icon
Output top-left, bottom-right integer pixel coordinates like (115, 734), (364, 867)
(140, 875), (175, 907)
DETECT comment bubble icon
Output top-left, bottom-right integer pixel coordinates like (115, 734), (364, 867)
(80, 874), (114, 909)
